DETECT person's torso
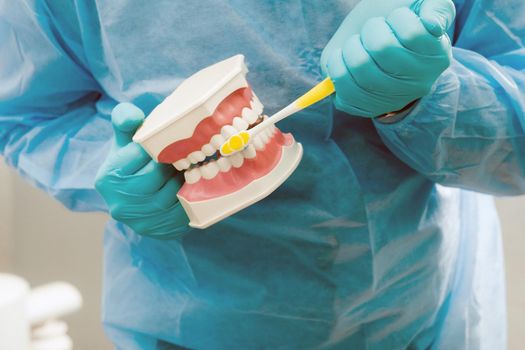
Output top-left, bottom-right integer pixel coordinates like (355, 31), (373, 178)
(71, 1), (502, 348)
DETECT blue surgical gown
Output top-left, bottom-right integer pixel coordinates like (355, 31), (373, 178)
(1, 1), (524, 349)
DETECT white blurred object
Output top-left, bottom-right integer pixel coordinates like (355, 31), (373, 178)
(31, 335), (72, 350)
(0, 273), (82, 350)
(27, 283), (82, 325)
(32, 321), (68, 340)
(0, 274), (30, 349)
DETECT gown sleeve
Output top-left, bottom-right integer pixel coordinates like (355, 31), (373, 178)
(0, 1), (112, 211)
(374, 0), (525, 196)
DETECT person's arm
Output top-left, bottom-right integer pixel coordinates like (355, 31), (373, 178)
(0, 1), (110, 211)
(374, 0), (525, 196)
(0, 2), (190, 238)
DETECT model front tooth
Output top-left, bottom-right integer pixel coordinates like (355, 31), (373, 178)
(221, 125), (238, 139)
(233, 117), (249, 131)
(217, 157), (232, 172)
(229, 153), (244, 168)
(259, 129), (269, 144)
(184, 168), (201, 184)
(242, 107), (258, 124)
(200, 161), (220, 180)
(268, 126), (275, 138)
(173, 158), (191, 171)
(201, 144), (216, 157)
(189, 150), (206, 164)
(253, 134), (265, 151)
(188, 153), (198, 163)
(210, 134), (225, 149)
(242, 144), (257, 159)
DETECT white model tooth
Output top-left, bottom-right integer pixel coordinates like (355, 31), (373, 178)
(253, 134), (265, 151)
(229, 153), (244, 168)
(200, 161), (220, 180)
(250, 97), (263, 116)
(260, 129), (269, 144)
(233, 117), (249, 131)
(210, 134), (225, 150)
(189, 150), (206, 164)
(201, 143), (216, 157)
(173, 158), (190, 171)
(264, 132), (271, 144)
(266, 127), (273, 138)
(221, 125), (238, 139)
(184, 168), (201, 184)
(242, 144), (257, 159)
(217, 157), (232, 172)
(188, 153), (198, 164)
(261, 129), (270, 144)
(242, 107), (258, 124)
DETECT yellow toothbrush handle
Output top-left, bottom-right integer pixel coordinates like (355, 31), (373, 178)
(295, 77), (335, 109)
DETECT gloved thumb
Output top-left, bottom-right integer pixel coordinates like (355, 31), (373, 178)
(415, 0), (456, 37)
(111, 103), (145, 148)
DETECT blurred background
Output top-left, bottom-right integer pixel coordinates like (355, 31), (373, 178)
(0, 160), (523, 350)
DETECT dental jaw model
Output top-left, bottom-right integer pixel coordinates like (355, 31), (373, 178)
(133, 55), (303, 229)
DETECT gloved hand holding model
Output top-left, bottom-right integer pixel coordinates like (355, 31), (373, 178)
(95, 103), (189, 239)
(322, 0), (455, 117)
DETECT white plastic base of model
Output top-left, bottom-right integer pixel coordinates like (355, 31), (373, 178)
(178, 142), (303, 229)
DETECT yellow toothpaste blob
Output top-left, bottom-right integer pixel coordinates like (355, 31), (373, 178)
(295, 77), (335, 109)
(221, 131), (250, 156)
(220, 143), (234, 156)
(240, 131), (250, 144)
(229, 134), (244, 150)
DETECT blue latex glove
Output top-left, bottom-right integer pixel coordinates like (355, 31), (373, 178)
(95, 103), (190, 239)
(321, 0), (456, 117)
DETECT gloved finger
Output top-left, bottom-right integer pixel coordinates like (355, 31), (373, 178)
(417, 0), (456, 37)
(125, 160), (176, 195)
(361, 17), (446, 80)
(342, 31), (425, 97)
(111, 103), (145, 148)
(108, 177), (180, 218)
(326, 47), (395, 117)
(126, 200), (190, 239)
(109, 142), (152, 175)
(387, 7), (450, 56)
(147, 177), (184, 211)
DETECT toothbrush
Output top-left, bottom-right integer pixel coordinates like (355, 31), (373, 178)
(219, 77), (335, 157)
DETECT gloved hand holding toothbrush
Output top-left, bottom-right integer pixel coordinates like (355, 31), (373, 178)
(220, 0), (456, 156)
(321, 0), (456, 118)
